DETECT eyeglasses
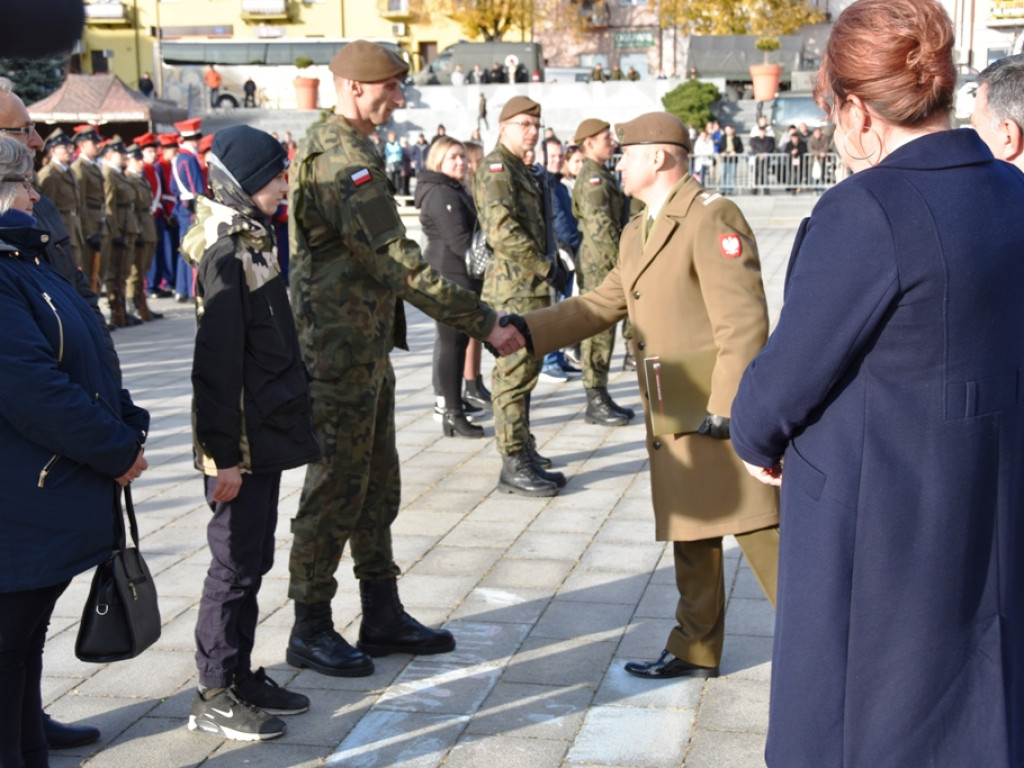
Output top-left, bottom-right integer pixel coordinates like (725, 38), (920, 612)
(0, 123), (35, 136)
(2, 176), (34, 191)
(507, 120), (541, 131)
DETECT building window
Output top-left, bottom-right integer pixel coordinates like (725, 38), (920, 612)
(620, 0), (644, 5)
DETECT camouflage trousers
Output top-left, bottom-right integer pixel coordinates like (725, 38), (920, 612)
(493, 295), (550, 455)
(578, 259), (632, 388)
(288, 359), (401, 605)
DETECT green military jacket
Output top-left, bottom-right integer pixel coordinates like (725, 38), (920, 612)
(37, 161), (83, 253)
(572, 156), (625, 276)
(126, 170), (157, 244)
(289, 113), (496, 381)
(102, 164), (139, 240)
(71, 156), (104, 241)
(472, 142), (549, 305)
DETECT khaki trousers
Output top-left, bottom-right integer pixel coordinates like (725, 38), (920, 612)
(665, 525), (779, 668)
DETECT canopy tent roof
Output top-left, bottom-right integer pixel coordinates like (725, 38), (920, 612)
(27, 74), (188, 127)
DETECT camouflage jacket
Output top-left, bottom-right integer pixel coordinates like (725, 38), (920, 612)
(181, 168), (320, 476)
(472, 142), (550, 305)
(572, 156), (624, 273)
(289, 114), (496, 381)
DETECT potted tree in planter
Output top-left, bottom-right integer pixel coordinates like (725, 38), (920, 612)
(294, 56), (319, 110)
(750, 36), (783, 102)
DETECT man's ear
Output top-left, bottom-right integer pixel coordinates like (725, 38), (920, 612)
(1001, 118), (1024, 163)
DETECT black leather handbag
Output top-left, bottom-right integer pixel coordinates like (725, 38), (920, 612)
(75, 485), (161, 663)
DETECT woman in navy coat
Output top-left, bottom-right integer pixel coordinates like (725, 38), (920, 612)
(0, 137), (149, 767)
(730, 1), (1024, 766)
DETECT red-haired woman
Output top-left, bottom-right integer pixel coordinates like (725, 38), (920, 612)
(731, 0), (1024, 765)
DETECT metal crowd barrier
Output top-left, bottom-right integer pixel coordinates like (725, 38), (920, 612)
(689, 152), (846, 194)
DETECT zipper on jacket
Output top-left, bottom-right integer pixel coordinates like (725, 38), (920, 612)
(41, 292), (64, 363)
(38, 453), (60, 488)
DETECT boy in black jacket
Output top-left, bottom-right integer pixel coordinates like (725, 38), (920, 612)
(183, 125), (321, 741)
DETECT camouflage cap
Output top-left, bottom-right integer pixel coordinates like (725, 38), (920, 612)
(573, 118), (610, 144)
(615, 112), (692, 152)
(499, 95), (541, 122)
(329, 40), (409, 82)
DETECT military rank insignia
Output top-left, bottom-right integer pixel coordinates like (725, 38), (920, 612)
(719, 234), (742, 258)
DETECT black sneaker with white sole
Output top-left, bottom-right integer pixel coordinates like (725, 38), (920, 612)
(187, 687), (286, 741)
(234, 667), (310, 715)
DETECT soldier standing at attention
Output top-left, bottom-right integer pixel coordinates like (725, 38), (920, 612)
(286, 39), (523, 678)
(571, 118), (635, 427)
(36, 129), (83, 267)
(124, 143), (160, 321)
(71, 124), (105, 292)
(101, 136), (140, 327)
(473, 96), (570, 497)
(170, 118), (205, 302)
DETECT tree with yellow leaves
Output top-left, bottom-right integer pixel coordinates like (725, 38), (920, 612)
(651, 0), (824, 37)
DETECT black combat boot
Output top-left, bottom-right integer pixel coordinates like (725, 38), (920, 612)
(498, 449), (559, 496)
(527, 432), (552, 468)
(441, 409), (484, 438)
(286, 601), (374, 677)
(524, 439), (566, 487)
(585, 387), (632, 426)
(357, 578), (456, 657)
(622, 342), (637, 371)
(462, 376), (492, 410)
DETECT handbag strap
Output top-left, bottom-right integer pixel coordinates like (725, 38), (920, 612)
(112, 484), (142, 551)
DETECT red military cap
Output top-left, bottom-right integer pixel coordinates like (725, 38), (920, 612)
(198, 133), (214, 154)
(174, 117), (203, 140)
(132, 131), (158, 148)
(158, 133), (180, 148)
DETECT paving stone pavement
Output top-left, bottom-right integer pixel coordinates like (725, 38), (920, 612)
(42, 193), (817, 768)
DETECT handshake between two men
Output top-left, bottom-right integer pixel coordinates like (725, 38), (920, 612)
(482, 312), (534, 358)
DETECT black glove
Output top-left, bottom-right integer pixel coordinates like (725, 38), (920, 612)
(501, 313), (534, 354)
(86, 234), (101, 251)
(185, 199), (196, 214)
(546, 259), (569, 295)
(697, 413), (731, 439)
(165, 215), (179, 230)
(135, 238), (145, 248)
(113, 236), (127, 249)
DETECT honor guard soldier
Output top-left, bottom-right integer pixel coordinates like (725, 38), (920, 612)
(472, 95), (570, 497)
(507, 112), (780, 680)
(149, 133), (179, 297)
(100, 136), (140, 327)
(124, 143), (160, 321)
(571, 117), (635, 426)
(286, 39), (522, 679)
(36, 129), (84, 267)
(71, 124), (105, 292)
(170, 117), (205, 301)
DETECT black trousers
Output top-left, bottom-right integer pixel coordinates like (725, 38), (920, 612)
(434, 319), (472, 410)
(0, 580), (69, 768)
(194, 472), (280, 688)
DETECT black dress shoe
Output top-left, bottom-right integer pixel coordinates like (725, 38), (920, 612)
(624, 650), (719, 680)
(42, 712), (100, 749)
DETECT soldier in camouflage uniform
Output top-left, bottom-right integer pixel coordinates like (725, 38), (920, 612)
(71, 125), (105, 293)
(571, 118), (635, 427)
(286, 40), (523, 679)
(37, 130), (84, 268)
(472, 95), (570, 497)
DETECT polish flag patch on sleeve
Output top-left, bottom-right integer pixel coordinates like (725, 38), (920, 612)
(719, 234), (742, 258)
(588, 177), (601, 185)
(351, 168), (371, 186)
(489, 162), (504, 172)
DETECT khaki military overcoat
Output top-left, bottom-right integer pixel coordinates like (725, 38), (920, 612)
(526, 174), (779, 541)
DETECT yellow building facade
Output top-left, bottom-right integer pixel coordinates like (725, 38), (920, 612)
(79, 0), (477, 95)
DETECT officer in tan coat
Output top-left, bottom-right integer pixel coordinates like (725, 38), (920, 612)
(71, 125), (105, 292)
(37, 129), (84, 267)
(510, 112), (779, 679)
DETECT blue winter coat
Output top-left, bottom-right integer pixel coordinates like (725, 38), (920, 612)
(0, 215), (148, 593)
(731, 130), (1024, 767)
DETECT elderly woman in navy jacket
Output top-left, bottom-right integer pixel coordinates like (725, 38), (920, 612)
(730, 2), (1024, 766)
(0, 136), (149, 768)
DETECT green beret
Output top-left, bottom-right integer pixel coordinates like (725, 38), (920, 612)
(573, 118), (610, 144)
(499, 95), (541, 122)
(329, 40), (409, 83)
(615, 112), (692, 152)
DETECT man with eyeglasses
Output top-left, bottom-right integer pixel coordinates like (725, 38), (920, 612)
(0, 75), (118, 753)
(472, 95), (571, 497)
